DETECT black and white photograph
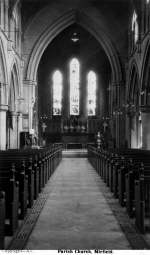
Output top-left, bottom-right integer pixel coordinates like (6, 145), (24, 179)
(0, 0), (150, 252)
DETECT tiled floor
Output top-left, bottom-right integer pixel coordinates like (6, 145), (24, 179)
(25, 158), (131, 250)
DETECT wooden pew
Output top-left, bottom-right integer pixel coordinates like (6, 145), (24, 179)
(88, 145), (150, 234)
(125, 161), (150, 217)
(0, 158), (28, 219)
(0, 191), (5, 249)
(3, 150), (40, 200)
(0, 155), (34, 210)
(0, 144), (63, 246)
(135, 174), (150, 233)
(0, 165), (19, 235)
(0, 144), (63, 209)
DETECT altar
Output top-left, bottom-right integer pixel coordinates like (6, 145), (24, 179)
(62, 133), (90, 149)
(40, 117), (100, 148)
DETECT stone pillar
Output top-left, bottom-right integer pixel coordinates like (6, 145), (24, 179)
(1, 0), (4, 29)
(23, 80), (37, 132)
(4, 0), (8, 34)
(63, 69), (69, 118)
(140, 106), (150, 149)
(17, 113), (23, 148)
(130, 115), (138, 148)
(125, 112), (131, 148)
(81, 67), (87, 119)
(141, 1), (145, 37)
(9, 112), (19, 149)
(0, 104), (8, 150)
(97, 74), (104, 118)
(111, 81), (125, 148)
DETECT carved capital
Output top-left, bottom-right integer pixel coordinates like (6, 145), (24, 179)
(0, 104), (8, 112)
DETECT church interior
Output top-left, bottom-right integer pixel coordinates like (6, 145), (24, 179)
(1, 0), (150, 250)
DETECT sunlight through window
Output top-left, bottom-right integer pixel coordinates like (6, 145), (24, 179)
(53, 70), (62, 115)
(70, 58), (80, 115)
(132, 11), (139, 44)
(87, 71), (96, 116)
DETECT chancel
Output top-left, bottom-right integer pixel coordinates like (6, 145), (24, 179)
(1, 0), (150, 250)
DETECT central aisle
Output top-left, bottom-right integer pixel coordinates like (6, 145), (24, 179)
(25, 158), (131, 249)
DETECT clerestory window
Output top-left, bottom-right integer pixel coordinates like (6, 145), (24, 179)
(132, 11), (139, 44)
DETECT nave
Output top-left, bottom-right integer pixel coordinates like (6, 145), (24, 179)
(7, 153), (149, 250)
(1, 0), (150, 251)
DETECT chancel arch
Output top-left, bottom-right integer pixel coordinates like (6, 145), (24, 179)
(23, 8), (124, 148)
(37, 23), (112, 146)
(25, 10), (122, 84)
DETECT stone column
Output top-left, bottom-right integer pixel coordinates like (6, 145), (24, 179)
(63, 69), (68, 118)
(23, 80), (37, 132)
(125, 112), (131, 148)
(4, 0), (8, 34)
(9, 112), (19, 149)
(140, 106), (150, 149)
(0, 104), (8, 150)
(1, 0), (4, 29)
(17, 113), (23, 148)
(111, 81), (125, 148)
(80, 67), (87, 119)
(141, 1), (145, 37)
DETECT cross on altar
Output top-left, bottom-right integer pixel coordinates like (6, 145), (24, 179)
(42, 122), (47, 132)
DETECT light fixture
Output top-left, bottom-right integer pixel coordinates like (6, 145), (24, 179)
(71, 32), (79, 43)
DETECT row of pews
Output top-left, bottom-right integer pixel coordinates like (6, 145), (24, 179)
(88, 145), (150, 234)
(0, 144), (63, 249)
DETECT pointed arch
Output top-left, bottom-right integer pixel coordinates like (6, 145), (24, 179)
(8, 60), (20, 112)
(25, 10), (122, 85)
(9, 59), (20, 94)
(141, 40), (150, 105)
(128, 61), (140, 105)
(0, 38), (8, 105)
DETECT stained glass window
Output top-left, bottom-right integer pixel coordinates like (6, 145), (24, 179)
(70, 58), (80, 115)
(53, 70), (62, 115)
(87, 71), (96, 116)
(132, 11), (139, 44)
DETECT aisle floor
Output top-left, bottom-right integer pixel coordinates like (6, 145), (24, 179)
(24, 158), (131, 250)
